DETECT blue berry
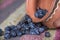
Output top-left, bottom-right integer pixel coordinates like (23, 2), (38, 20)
(35, 22), (42, 27)
(21, 23), (25, 27)
(42, 26), (49, 30)
(35, 8), (47, 18)
(30, 29), (37, 35)
(4, 34), (11, 39)
(24, 30), (30, 34)
(25, 30), (30, 34)
(27, 18), (32, 23)
(21, 23), (29, 30)
(21, 27), (26, 31)
(5, 30), (10, 34)
(5, 26), (11, 31)
(24, 15), (32, 23)
(22, 30), (28, 34)
(29, 22), (35, 29)
(23, 25), (29, 30)
(38, 27), (45, 33)
(10, 31), (16, 37)
(16, 30), (22, 36)
(12, 26), (17, 31)
(22, 30), (26, 35)
(0, 29), (3, 36)
(16, 25), (22, 29)
(34, 28), (40, 35)
(35, 12), (39, 18)
(10, 25), (16, 29)
(18, 21), (24, 26)
(45, 32), (50, 37)
(30, 31), (36, 35)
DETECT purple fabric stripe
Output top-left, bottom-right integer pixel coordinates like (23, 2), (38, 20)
(0, 0), (25, 24)
(0, 0), (16, 9)
(20, 33), (45, 40)
(54, 29), (60, 40)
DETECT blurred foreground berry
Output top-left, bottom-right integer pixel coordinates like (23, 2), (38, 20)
(45, 32), (51, 37)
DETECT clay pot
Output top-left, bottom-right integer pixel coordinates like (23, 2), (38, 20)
(26, 0), (57, 22)
(26, 0), (60, 28)
(43, 0), (60, 28)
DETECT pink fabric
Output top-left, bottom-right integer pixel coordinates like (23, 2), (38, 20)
(54, 29), (60, 40)
(20, 30), (60, 40)
(0, 0), (15, 9)
(20, 33), (45, 40)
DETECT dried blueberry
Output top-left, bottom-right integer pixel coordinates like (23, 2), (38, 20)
(21, 23), (26, 27)
(10, 31), (16, 37)
(35, 22), (42, 27)
(0, 29), (3, 36)
(27, 18), (32, 23)
(34, 28), (40, 35)
(42, 26), (49, 30)
(4, 34), (11, 39)
(5, 30), (10, 34)
(25, 30), (30, 34)
(35, 8), (47, 18)
(12, 26), (17, 31)
(16, 30), (22, 36)
(5, 26), (11, 31)
(18, 21), (24, 26)
(16, 25), (22, 29)
(30, 29), (37, 35)
(10, 25), (16, 29)
(38, 27), (45, 33)
(29, 22), (35, 29)
(24, 15), (32, 23)
(45, 32), (50, 37)
(22, 30), (26, 35)
(23, 25), (29, 30)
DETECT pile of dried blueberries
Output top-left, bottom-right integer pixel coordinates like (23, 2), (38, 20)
(4, 15), (50, 39)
